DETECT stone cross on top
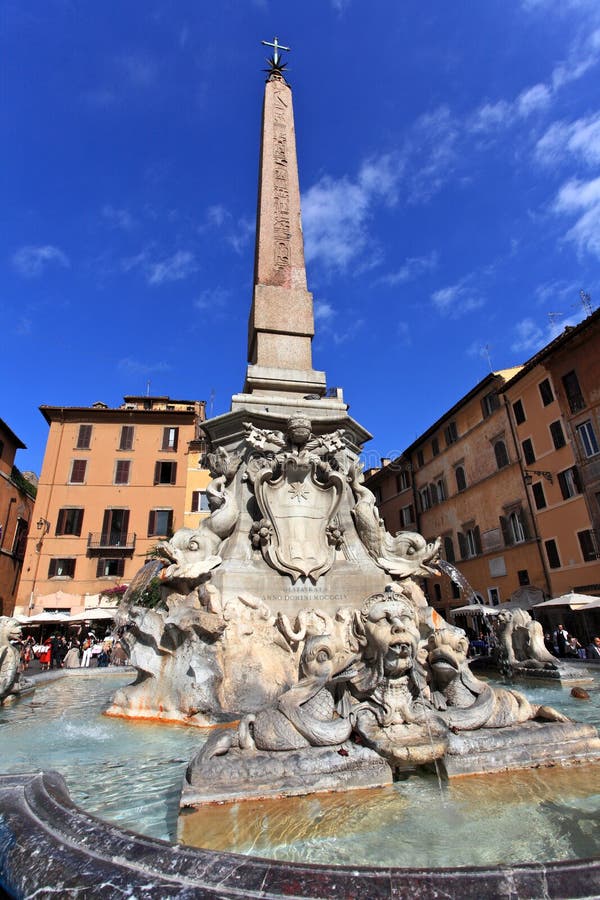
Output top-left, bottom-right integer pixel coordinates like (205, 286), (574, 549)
(261, 36), (291, 68)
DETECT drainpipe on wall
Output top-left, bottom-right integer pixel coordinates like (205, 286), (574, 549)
(503, 395), (553, 599)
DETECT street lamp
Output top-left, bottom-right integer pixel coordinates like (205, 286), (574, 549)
(524, 470), (553, 486)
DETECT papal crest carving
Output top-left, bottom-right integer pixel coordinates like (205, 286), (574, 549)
(254, 457), (344, 582)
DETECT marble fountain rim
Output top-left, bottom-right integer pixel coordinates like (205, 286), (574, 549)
(0, 770), (599, 899)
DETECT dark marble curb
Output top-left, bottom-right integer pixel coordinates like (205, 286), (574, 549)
(0, 770), (599, 898)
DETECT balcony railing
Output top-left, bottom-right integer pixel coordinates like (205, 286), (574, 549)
(87, 532), (136, 551)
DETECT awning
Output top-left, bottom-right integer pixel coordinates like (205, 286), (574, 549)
(534, 592), (600, 611)
(25, 612), (72, 624)
(68, 608), (117, 622)
(449, 604), (500, 616)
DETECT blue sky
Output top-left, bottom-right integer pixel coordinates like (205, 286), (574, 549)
(3, 0), (600, 474)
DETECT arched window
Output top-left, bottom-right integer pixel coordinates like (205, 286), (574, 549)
(455, 466), (467, 492)
(444, 535), (455, 563)
(510, 511), (525, 544)
(495, 440), (509, 469)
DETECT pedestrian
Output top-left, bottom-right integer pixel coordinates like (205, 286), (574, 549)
(555, 624), (569, 657)
(587, 636), (600, 660)
(80, 636), (93, 668)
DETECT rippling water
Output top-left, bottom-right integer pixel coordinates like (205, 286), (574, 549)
(1, 670), (600, 866)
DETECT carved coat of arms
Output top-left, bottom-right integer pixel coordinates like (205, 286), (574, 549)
(245, 417), (347, 583)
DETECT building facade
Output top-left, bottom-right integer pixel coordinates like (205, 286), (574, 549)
(0, 418), (36, 617)
(15, 396), (206, 617)
(366, 312), (600, 617)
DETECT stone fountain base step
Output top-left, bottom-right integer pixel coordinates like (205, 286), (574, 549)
(441, 720), (600, 777)
(180, 744), (393, 807)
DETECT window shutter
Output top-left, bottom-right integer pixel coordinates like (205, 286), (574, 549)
(96, 558), (104, 578)
(191, 491), (199, 513)
(148, 510), (156, 536)
(557, 471), (568, 500)
(458, 532), (467, 560)
(167, 510), (173, 534)
(48, 559), (57, 577)
(101, 509), (111, 540)
(74, 508), (84, 536)
(408, 504), (414, 523)
(56, 509), (66, 535)
(116, 558), (125, 577)
(121, 510), (130, 537)
(474, 526), (482, 555)
(171, 429), (178, 451)
(154, 462), (160, 485)
(520, 509), (532, 540)
(499, 516), (512, 547)
(170, 462), (177, 485)
(572, 466), (582, 493)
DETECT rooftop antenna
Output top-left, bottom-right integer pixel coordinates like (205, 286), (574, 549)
(209, 388), (215, 418)
(580, 289), (593, 317)
(146, 380), (151, 397)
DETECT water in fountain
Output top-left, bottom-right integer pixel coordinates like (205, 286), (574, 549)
(436, 559), (477, 602)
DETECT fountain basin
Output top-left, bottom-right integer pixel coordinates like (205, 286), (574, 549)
(0, 672), (599, 897)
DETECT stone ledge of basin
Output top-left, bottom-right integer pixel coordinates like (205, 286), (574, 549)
(1, 772), (600, 899)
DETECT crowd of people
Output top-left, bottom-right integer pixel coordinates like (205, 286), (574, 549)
(17, 628), (129, 673)
(543, 624), (600, 660)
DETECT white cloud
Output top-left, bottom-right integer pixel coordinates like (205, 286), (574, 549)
(302, 155), (400, 270)
(396, 321), (411, 345)
(535, 112), (600, 167)
(380, 252), (438, 286)
(206, 204), (231, 227)
(227, 217), (255, 255)
(102, 205), (135, 230)
(117, 357), (171, 375)
(12, 244), (70, 277)
(195, 287), (229, 310)
(512, 311), (588, 355)
(431, 280), (485, 318)
(147, 250), (197, 285)
(516, 83), (552, 117)
(314, 299), (335, 322)
(554, 176), (600, 258)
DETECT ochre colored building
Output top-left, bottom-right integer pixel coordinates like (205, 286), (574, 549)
(15, 396), (206, 617)
(0, 418), (36, 616)
(503, 309), (600, 596)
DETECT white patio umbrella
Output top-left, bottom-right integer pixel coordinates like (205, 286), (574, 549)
(450, 604), (500, 616)
(25, 612), (72, 623)
(533, 592), (600, 611)
(68, 608), (117, 622)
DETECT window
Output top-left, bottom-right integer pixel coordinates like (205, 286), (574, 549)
(532, 481), (547, 510)
(419, 486), (430, 512)
(444, 535), (455, 563)
(518, 569), (530, 586)
(578, 530), (599, 562)
(521, 438), (536, 465)
(69, 459), (87, 483)
(433, 583), (442, 603)
(451, 581), (461, 600)
(96, 558), (125, 578)
(458, 526), (480, 559)
(494, 441), (509, 469)
(76, 424), (92, 449)
(431, 438), (439, 457)
(481, 391), (499, 418)
(545, 539), (561, 569)
(444, 421), (458, 446)
(101, 509), (130, 546)
(154, 461), (177, 484)
(436, 478), (446, 502)
(148, 508), (173, 537)
(538, 378), (554, 406)
(562, 370), (585, 413)
(488, 588), (500, 606)
(577, 420), (600, 458)
(12, 518), (28, 559)
(400, 505), (414, 527)
(119, 426), (134, 450)
(550, 420), (566, 450)
(416, 450), (424, 468)
(558, 466), (581, 500)
(114, 460), (131, 485)
(509, 511), (526, 544)
(430, 483), (438, 505)
(513, 399), (526, 425)
(455, 465), (467, 492)
(162, 427), (179, 451)
(397, 470), (411, 492)
(191, 490), (210, 513)
(466, 528), (477, 558)
(55, 508), (84, 536)
(48, 558), (75, 578)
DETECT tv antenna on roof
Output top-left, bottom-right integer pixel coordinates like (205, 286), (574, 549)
(209, 388), (215, 418)
(481, 344), (493, 372)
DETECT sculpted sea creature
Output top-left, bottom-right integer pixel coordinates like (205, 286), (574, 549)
(427, 628), (569, 730)
(495, 608), (559, 670)
(348, 463), (440, 578)
(0, 617), (22, 702)
(190, 635), (358, 768)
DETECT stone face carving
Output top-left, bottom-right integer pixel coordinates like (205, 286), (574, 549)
(348, 462), (441, 577)
(0, 617), (32, 704)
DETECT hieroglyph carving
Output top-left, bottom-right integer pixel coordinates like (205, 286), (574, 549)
(272, 80), (291, 272)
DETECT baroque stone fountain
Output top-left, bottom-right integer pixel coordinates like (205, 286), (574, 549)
(1, 46), (600, 899)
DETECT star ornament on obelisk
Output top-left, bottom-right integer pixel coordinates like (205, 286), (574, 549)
(261, 36), (291, 80)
